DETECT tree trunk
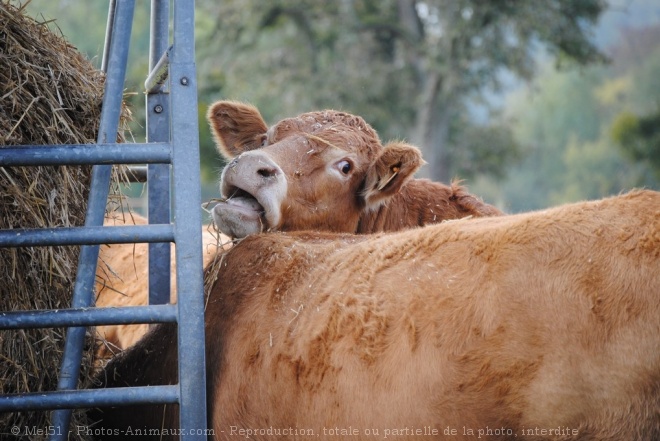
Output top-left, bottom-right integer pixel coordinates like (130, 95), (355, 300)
(428, 101), (452, 182)
(396, 0), (424, 83)
(411, 70), (452, 182)
(397, 0), (454, 182)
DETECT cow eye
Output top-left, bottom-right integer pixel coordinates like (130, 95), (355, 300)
(259, 135), (268, 147)
(338, 160), (352, 175)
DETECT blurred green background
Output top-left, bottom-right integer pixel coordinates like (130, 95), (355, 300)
(19, 0), (660, 214)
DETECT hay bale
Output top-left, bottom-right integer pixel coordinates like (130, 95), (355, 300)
(0, 2), (130, 438)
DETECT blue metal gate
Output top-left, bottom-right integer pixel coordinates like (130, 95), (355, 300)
(0, 1), (207, 439)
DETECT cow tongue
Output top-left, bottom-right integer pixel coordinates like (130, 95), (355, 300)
(213, 195), (267, 238)
(226, 195), (263, 212)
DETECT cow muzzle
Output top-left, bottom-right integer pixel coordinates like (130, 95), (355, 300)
(213, 151), (287, 238)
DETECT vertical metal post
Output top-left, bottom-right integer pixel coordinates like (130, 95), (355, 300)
(147, 0), (172, 306)
(170, 0), (207, 437)
(49, 1), (136, 438)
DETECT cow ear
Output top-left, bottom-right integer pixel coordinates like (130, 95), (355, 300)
(206, 100), (269, 159)
(362, 142), (425, 207)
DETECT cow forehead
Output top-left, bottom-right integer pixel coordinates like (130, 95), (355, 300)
(267, 110), (381, 163)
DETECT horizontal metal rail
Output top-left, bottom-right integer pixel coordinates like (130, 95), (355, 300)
(0, 304), (177, 330)
(0, 142), (171, 166)
(0, 385), (179, 412)
(0, 224), (174, 247)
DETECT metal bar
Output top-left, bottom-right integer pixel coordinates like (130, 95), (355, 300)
(51, 0), (137, 434)
(170, 1), (208, 437)
(0, 305), (177, 330)
(0, 143), (171, 166)
(147, 164), (172, 306)
(150, 0), (170, 74)
(126, 165), (148, 182)
(0, 224), (173, 248)
(0, 386), (179, 412)
(145, 47), (171, 94)
(147, 0), (173, 307)
(101, 0), (117, 73)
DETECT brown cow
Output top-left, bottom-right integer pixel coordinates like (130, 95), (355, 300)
(95, 213), (227, 358)
(207, 101), (501, 238)
(91, 190), (660, 440)
(93, 102), (501, 357)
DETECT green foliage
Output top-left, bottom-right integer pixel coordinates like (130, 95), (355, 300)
(480, 22), (660, 212)
(611, 111), (642, 153)
(450, 119), (522, 180)
(196, 0), (606, 183)
(22, 0), (657, 213)
(558, 134), (649, 204)
(611, 110), (660, 177)
(607, 30), (660, 179)
(627, 45), (660, 111)
(195, 0), (417, 138)
(481, 65), (605, 211)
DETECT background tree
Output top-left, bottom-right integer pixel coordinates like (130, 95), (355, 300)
(609, 27), (660, 179)
(611, 110), (660, 179)
(20, 0), (659, 213)
(474, 21), (660, 212)
(196, 0), (606, 182)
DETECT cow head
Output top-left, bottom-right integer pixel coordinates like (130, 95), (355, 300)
(207, 101), (423, 238)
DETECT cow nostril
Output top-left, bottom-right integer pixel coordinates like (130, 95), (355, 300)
(257, 167), (277, 178)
